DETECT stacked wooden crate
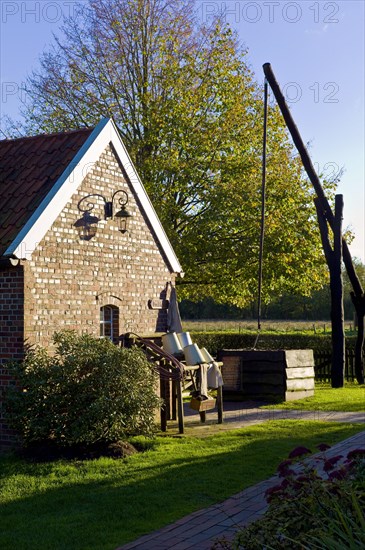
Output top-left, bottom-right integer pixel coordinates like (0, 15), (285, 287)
(218, 349), (315, 402)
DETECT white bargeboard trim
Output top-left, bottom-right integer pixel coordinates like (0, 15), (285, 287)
(5, 118), (183, 274)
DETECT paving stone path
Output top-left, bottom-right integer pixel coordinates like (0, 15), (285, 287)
(117, 404), (365, 550)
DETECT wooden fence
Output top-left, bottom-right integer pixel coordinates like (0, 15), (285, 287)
(314, 349), (357, 382)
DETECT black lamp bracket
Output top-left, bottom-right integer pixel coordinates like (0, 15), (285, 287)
(77, 190), (129, 220)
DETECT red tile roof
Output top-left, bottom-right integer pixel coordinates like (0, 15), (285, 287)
(0, 127), (94, 257)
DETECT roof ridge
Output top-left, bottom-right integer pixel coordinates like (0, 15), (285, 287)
(0, 126), (94, 143)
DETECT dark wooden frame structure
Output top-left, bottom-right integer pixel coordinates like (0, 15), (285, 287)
(126, 333), (223, 433)
(263, 63), (364, 385)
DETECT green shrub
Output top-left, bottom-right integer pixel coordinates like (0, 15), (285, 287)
(4, 331), (161, 447)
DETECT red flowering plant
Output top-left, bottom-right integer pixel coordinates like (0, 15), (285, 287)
(215, 442), (365, 550)
(264, 443), (363, 505)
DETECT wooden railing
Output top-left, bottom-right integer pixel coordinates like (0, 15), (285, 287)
(126, 333), (224, 433)
(126, 333), (185, 433)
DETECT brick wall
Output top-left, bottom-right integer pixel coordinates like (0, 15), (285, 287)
(0, 265), (24, 451)
(0, 144), (179, 450)
(219, 355), (242, 391)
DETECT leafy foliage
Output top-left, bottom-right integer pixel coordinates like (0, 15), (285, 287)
(181, 259), (365, 320)
(4, 331), (161, 446)
(215, 446), (365, 550)
(7, 0), (335, 306)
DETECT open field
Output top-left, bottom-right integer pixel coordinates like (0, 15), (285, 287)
(182, 319), (356, 334)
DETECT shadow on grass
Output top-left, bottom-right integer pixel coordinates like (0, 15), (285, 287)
(0, 421), (364, 550)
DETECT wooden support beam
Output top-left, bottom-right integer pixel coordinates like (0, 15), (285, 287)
(332, 195), (345, 387)
(176, 380), (184, 434)
(171, 380), (177, 420)
(217, 386), (224, 424)
(315, 196), (345, 387)
(263, 63), (363, 296)
(160, 378), (168, 432)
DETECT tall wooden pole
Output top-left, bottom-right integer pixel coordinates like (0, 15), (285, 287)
(257, 78), (268, 332)
(316, 196), (345, 387)
(263, 63), (364, 384)
(331, 195), (345, 387)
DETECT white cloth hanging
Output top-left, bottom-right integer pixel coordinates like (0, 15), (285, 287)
(207, 362), (224, 389)
(167, 283), (183, 333)
(198, 364), (209, 399)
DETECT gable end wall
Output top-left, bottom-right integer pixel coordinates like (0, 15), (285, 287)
(23, 144), (175, 349)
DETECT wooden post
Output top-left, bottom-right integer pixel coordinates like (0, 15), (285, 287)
(331, 195), (345, 387)
(315, 195), (345, 387)
(176, 379), (184, 434)
(160, 377), (167, 432)
(217, 385), (224, 424)
(171, 380), (177, 420)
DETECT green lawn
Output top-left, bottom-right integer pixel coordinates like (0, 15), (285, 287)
(261, 382), (365, 412)
(1, 420), (364, 550)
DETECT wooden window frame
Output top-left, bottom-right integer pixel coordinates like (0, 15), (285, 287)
(100, 305), (119, 344)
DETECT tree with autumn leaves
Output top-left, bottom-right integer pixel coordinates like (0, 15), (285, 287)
(11, 0), (334, 306)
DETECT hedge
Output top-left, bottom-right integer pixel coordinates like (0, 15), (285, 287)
(191, 332), (358, 357)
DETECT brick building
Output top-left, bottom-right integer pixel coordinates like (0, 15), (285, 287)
(0, 118), (183, 450)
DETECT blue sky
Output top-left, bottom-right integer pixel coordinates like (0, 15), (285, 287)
(1, 0), (364, 261)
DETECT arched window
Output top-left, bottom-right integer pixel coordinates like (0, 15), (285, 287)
(100, 305), (119, 344)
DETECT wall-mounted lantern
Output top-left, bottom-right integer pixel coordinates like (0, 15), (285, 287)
(75, 190), (131, 240)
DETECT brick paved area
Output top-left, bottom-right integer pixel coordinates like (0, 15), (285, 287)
(175, 401), (365, 437)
